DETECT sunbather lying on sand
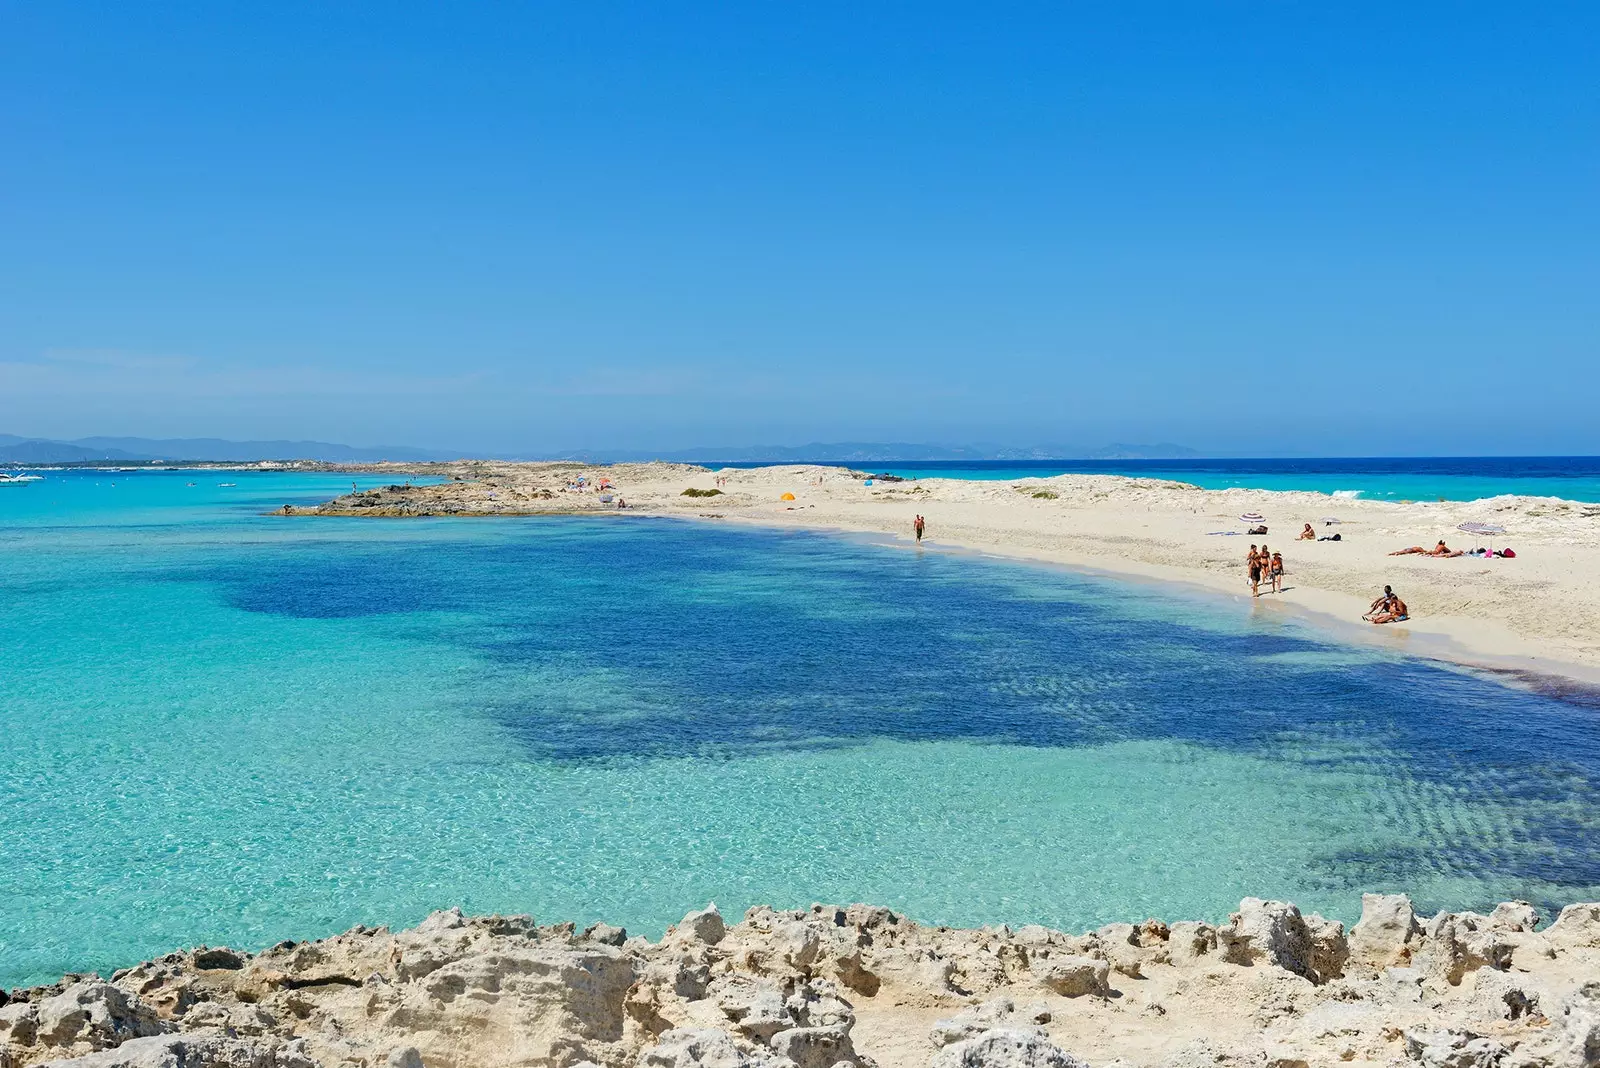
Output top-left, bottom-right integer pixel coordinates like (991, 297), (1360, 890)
(1390, 540), (1463, 557)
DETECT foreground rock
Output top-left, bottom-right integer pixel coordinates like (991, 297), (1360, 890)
(4, 897), (1599, 1068)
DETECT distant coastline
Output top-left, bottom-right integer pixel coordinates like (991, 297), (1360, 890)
(11, 454), (1600, 504)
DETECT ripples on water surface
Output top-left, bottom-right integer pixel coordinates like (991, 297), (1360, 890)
(1, 471), (1598, 987)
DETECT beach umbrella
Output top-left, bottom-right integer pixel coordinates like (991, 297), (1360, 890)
(1239, 512), (1265, 524)
(1458, 521), (1506, 553)
(1320, 516), (1342, 524)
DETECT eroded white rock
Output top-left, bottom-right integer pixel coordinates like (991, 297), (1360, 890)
(928, 1029), (1088, 1068)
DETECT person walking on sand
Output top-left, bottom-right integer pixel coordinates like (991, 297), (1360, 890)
(913, 514), (926, 544)
(1270, 551), (1284, 593)
(1247, 544), (1261, 597)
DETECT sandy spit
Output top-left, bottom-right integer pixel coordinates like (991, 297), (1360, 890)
(286, 461), (1600, 686)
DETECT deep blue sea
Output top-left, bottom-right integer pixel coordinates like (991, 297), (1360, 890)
(724, 457), (1600, 503)
(2, 468), (1598, 989)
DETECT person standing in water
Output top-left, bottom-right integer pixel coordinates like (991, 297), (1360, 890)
(913, 514), (925, 544)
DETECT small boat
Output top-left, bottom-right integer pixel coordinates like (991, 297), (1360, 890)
(0, 472), (44, 484)
(217, 482), (237, 487)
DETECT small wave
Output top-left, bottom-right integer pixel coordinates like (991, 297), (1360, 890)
(1331, 489), (1363, 499)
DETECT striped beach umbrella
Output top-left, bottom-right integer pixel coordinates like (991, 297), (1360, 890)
(1458, 521), (1506, 552)
(1239, 512), (1265, 524)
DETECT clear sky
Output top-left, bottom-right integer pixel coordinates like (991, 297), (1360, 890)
(2, 3), (1595, 456)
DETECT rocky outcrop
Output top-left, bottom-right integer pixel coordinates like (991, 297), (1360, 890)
(1348, 893), (1425, 969)
(1215, 899), (1347, 984)
(4, 897), (1598, 1068)
(928, 1030), (1086, 1068)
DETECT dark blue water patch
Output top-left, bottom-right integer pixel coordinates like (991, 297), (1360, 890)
(192, 519), (1600, 768)
(214, 545), (465, 618)
(187, 518), (1600, 899)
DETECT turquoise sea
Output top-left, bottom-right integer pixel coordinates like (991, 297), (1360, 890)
(3, 469), (1599, 990)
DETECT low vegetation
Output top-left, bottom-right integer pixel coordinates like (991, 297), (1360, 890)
(681, 487), (723, 497)
(1031, 490), (1059, 499)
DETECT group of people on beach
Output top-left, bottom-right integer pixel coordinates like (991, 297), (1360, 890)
(1246, 543), (1283, 596)
(1389, 538), (1513, 559)
(1253, 531), (1414, 624)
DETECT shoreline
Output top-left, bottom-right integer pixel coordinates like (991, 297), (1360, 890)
(280, 461), (1600, 690)
(792, 519), (1600, 694)
(4, 894), (1597, 1068)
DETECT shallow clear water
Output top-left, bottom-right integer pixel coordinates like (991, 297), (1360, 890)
(723, 457), (1600, 503)
(2, 471), (1598, 989)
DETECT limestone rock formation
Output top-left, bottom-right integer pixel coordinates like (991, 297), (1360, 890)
(928, 1029), (1087, 1068)
(4, 897), (1599, 1068)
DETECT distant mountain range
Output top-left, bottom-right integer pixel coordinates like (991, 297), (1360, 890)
(1, 434), (1200, 465)
(0, 434), (454, 464)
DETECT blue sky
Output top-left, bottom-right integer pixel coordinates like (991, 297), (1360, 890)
(1, 3), (1595, 456)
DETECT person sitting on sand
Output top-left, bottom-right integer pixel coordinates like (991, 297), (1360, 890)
(1426, 540), (1464, 557)
(1365, 586), (1394, 618)
(1369, 592), (1409, 625)
(1298, 523), (1315, 540)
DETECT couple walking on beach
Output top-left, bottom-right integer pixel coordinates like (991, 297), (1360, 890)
(913, 514), (926, 545)
(1247, 543), (1282, 597)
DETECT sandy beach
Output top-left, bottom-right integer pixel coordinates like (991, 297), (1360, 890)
(291, 462), (1600, 686)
